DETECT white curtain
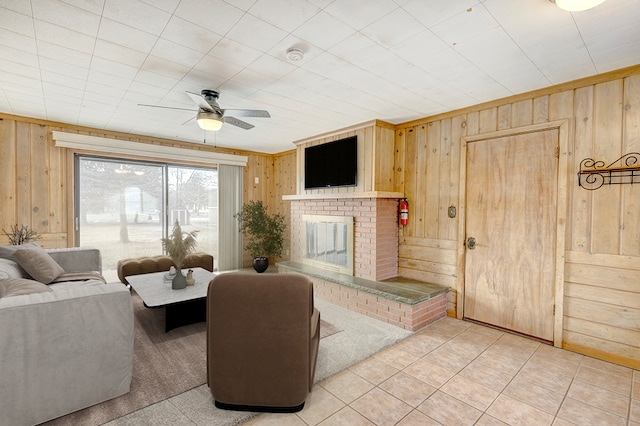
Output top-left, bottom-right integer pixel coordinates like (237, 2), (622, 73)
(217, 164), (243, 271)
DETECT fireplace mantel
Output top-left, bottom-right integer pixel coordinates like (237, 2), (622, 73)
(283, 191), (403, 201)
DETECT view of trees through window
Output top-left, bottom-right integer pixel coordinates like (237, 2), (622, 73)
(76, 157), (218, 274)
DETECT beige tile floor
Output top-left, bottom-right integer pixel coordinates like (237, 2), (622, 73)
(245, 317), (639, 426)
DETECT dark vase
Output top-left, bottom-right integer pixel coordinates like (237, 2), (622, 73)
(253, 257), (269, 273)
(172, 266), (187, 289)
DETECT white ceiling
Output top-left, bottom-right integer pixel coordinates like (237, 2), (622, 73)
(1, 0), (639, 154)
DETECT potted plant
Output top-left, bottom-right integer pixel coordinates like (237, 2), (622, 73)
(2, 224), (42, 245)
(161, 221), (199, 289)
(236, 200), (286, 273)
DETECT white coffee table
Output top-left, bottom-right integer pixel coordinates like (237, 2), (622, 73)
(127, 267), (217, 332)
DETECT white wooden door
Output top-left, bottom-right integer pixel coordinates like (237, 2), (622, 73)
(464, 129), (558, 342)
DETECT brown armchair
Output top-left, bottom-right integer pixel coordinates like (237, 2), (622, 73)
(206, 272), (320, 412)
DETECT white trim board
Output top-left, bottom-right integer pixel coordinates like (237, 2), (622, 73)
(52, 131), (248, 167)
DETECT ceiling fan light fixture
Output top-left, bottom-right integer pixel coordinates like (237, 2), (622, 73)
(196, 111), (223, 131)
(551, 0), (606, 11)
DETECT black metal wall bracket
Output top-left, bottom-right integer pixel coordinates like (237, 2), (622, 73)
(578, 152), (640, 190)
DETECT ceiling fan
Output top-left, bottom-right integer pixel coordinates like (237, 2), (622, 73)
(139, 89), (270, 131)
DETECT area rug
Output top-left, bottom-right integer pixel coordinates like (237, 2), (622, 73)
(43, 293), (342, 425)
(45, 295), (411, 425)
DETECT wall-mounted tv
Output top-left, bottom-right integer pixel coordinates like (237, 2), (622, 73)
(304, 136), (357, 190)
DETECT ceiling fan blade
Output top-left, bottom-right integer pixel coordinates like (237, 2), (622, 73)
(221, 109), (271, 118)
(223, 116), (254, 130)
(185, 91), (220, 113)
(138, 103), (195, 112)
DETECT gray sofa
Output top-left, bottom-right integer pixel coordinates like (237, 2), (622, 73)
(0, 245), (134, 426)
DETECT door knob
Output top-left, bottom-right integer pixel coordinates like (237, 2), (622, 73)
(466, 236), (476, 250)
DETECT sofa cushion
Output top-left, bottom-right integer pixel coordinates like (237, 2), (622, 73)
(0, 278), (53, 298)
(13, 245), (65, 284)
(0, 242), (40, 260)
(0, 259), (26, 279)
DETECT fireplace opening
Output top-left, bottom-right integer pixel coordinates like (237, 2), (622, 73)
(303, 214), (354, 275)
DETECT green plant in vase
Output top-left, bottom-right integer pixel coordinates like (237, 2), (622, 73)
(161, 221), (199, 289)
(236, 200), (285, 273)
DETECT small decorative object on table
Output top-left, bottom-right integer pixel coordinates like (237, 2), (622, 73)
(161, 221), (199, 290)
(2, 224), (42, 245)
(186, 269), (195, 286)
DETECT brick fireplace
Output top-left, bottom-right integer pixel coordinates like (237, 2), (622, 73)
(290, 198), (399, 281)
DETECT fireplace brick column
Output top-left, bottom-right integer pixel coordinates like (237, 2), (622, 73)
(290, 198), (399, 281)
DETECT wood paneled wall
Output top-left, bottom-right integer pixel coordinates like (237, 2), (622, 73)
(394, 65), (640, 368)
(0, 114), (287, 257)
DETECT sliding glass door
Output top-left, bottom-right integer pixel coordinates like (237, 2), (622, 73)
(75, 156), (218, 277)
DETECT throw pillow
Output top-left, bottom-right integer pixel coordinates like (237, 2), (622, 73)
(0, 278), (53, 298)
(13, 245), (65, 284)
(0, 258), (26, 279)
(0, 242), (40, 260)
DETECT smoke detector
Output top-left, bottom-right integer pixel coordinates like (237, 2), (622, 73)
(286, 47), (304, 62)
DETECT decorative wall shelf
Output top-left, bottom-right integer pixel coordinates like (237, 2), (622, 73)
(578, 152), (640, 190)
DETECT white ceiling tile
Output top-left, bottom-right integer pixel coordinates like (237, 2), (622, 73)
(93, 40), (148, 69)
(140, 0), (179, 14)
(248, 0), (321, 33)
(103, 0), (170, 36)
(150, 38), (203, 69)
(91, 56), (140, 80)
(174, 0), (244, 36)
(207, 38), (263, 68)
(402, 0), (480, 28)
(31, 0), (100, 37)
(37, 41), (93, 68)
(0, 43), (39, 67)
(247, 54), (297, 80)
(0, 28), (37, 54)
(329, 32), (388, 64)
(161, 16), (223, 54)
(39, 57), (89, 80)
(225, 13), (288, 53)
(361, 7), (424, 49)
(431, 4), (499, 46)
(97, 18), (159, 53)
(291, 11), (355, 50)
(324, 0), (399, 31)
(87, 69), (135, 91)
(134, 69), (181, 90)
(34, 19), (95, 53)
(63, 0), (105, 15)
(0, 1), (32, 15)
(0, 6), (35, 37)
(40, 70), (86, 90)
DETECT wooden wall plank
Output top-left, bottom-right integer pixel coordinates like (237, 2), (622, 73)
(497, 104), (511, 130)
(0, 119), (16, 235)
(403, 126), (418, 237)
(565, 282), (640, 308)
(437, 118), (452, 240)
(393, 129), (406, 194)
(621, 75), (640, 255)
(511, 99), (533, 128)
(15, 122), (31, 226)
(478, 107), (497, 133)
(571, 86), (594, 252)
(591, 80), (624, 254)
(564, 297), (639, 330)
(425, 122), (441, 239)
(565, 262), (639, 293)
(533, 95), (549, 124)
(30, 124), (49, 234)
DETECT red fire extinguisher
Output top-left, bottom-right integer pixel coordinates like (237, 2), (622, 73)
(400, 198), (409, 226)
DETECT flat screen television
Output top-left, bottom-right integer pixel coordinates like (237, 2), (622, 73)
(304, 136), (357, 190)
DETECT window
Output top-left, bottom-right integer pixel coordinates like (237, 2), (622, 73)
(75, 156), (218, 277)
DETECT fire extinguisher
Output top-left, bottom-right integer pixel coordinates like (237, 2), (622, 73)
(400, 198), (409, 226)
